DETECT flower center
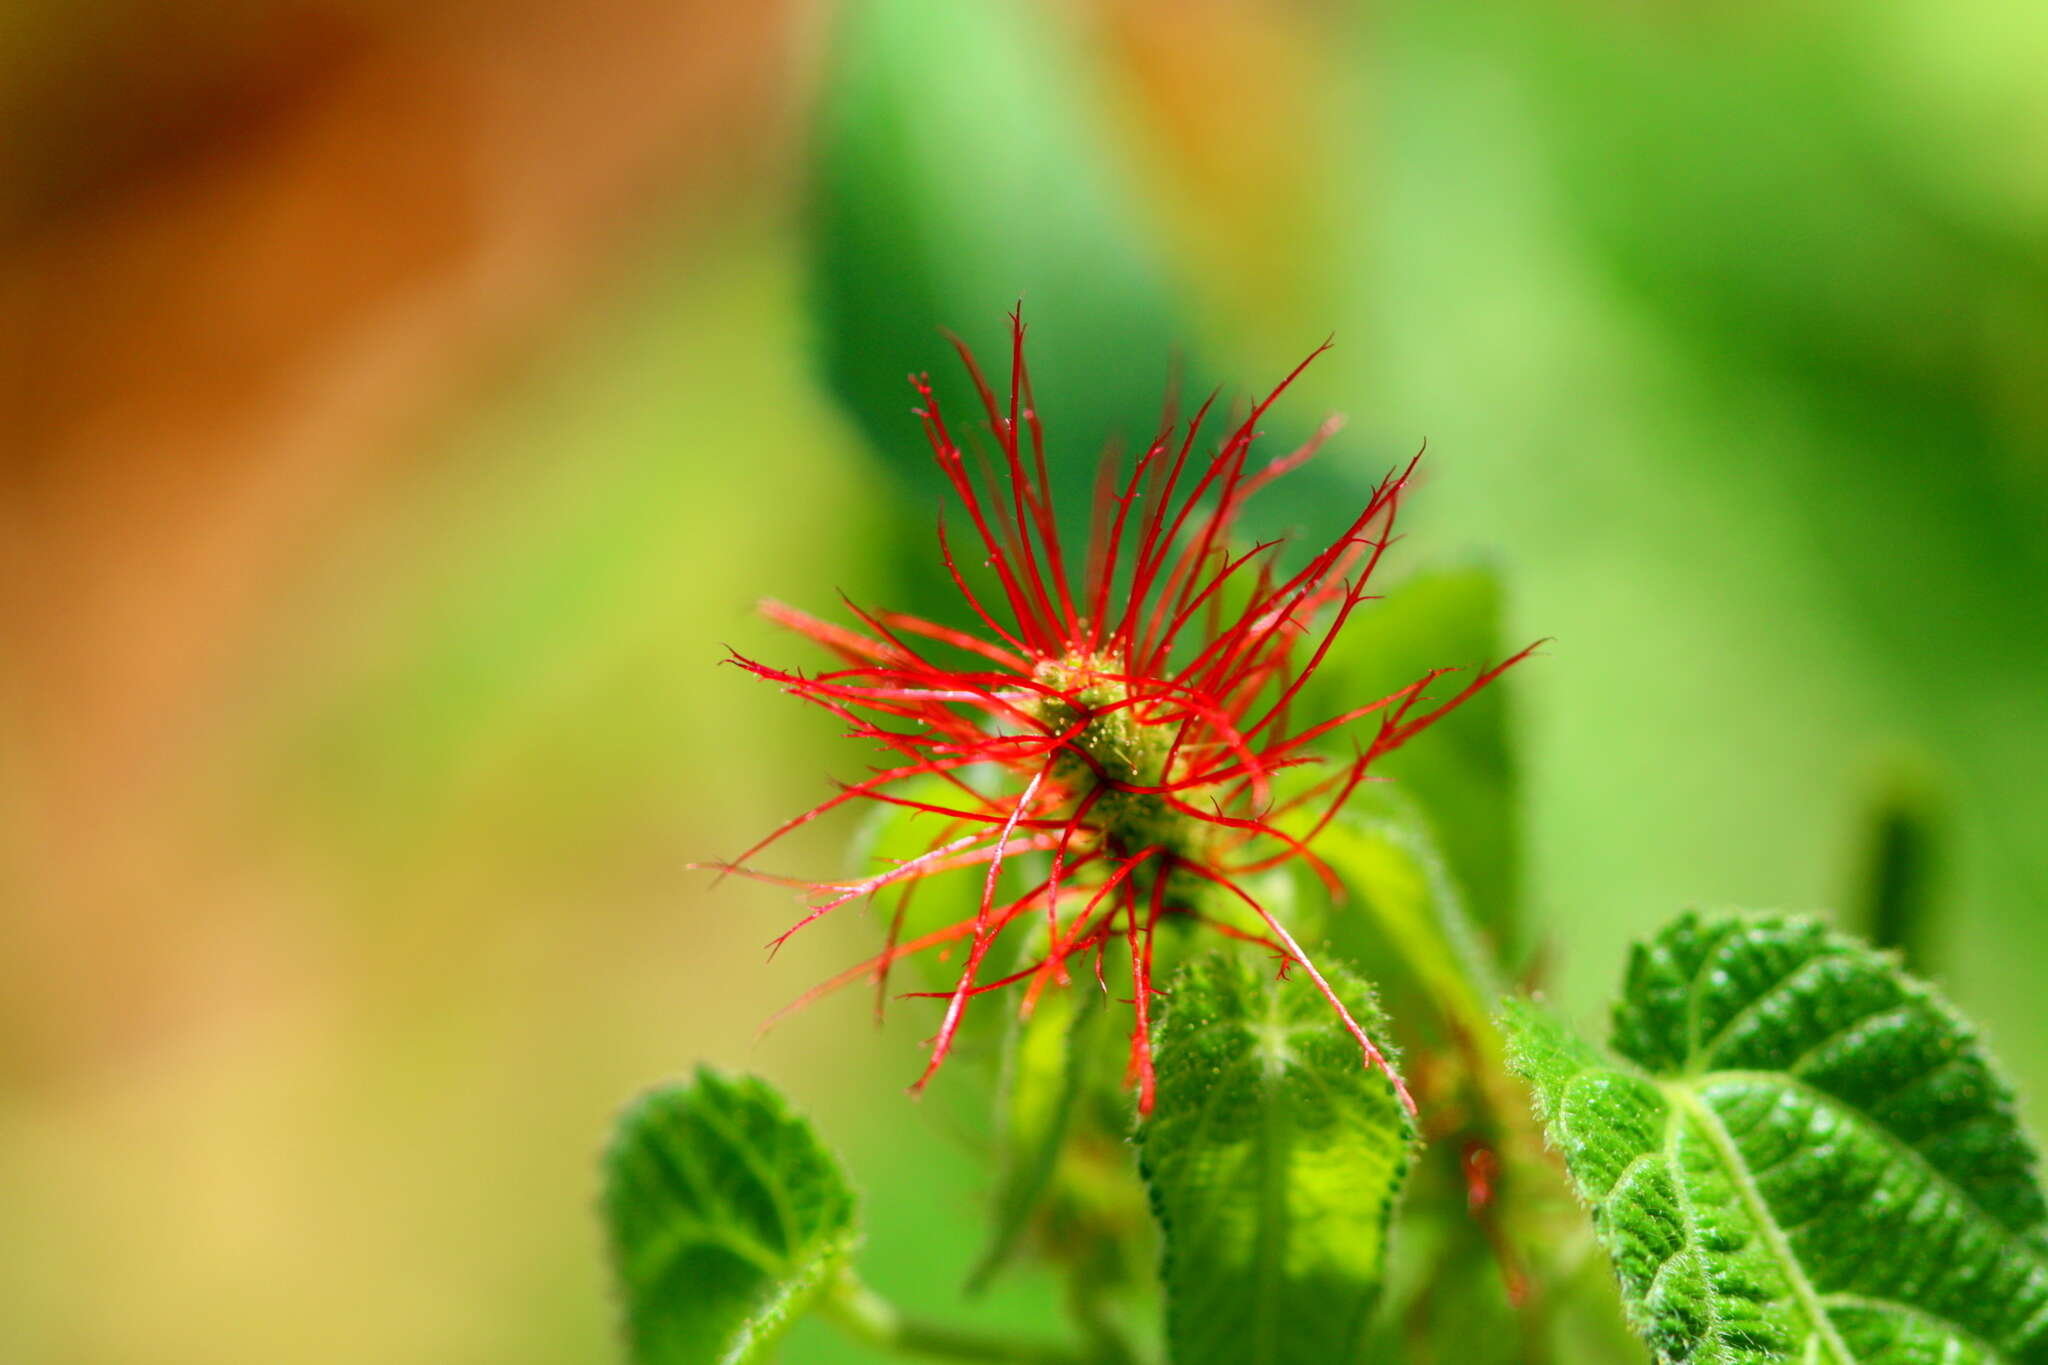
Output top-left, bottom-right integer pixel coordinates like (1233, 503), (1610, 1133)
(1028, 653), (1197, 857)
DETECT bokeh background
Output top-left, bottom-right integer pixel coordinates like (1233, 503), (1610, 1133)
(4, 0), (2046, 1360)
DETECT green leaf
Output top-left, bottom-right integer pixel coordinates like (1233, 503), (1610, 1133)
(1307, 792), (1557, 1362)
(1304, 788), (1502, 1051)
(1298, 566), (1524, 942)
(972, 982), (1112, 1288)
(601, 1068), (858, 1365)
(1504, 911), (2048, 1364)
(1848, 776), (1947, 973)
(1140, 952), (1415, 1365)
(810, 0), (1178, 484)
(808, 0), (1342, 547)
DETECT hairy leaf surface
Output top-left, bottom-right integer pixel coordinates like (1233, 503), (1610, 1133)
(1141, 953), (1414, 1364)
(602, 1069), (857, 1365)
(1506, 912), (2048, 1364)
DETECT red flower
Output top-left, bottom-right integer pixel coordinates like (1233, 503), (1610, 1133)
(715, 313), (1531, 1115)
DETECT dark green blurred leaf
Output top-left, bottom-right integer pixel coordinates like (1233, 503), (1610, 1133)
(1139, 953), (1414, 1365)
(1849, 776), (1947, 974)
(602, 1069), (858, 1365)
(972, 983), (1110, 1289)
(1505, 912), (2048, 1364)
(1296, 789), (1502, 1054)
(811, 0), (1171, 474)
(1300, 565), (1523, 945)
(809, 0), (1343, 545)
(811, 0), (1176, 487)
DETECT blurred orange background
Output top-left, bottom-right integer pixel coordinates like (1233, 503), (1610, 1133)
(3, 3), (853, 1358)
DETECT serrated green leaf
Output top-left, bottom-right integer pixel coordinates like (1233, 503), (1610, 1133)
(1505, 912), (2048, 1364)
(601, 1068), (858, 1365)
(1140, 953), (1415, 1365)
(1307, 791), (1568, 1363)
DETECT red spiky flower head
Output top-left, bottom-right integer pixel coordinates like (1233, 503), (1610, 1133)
(716, 312), (1531, 1115)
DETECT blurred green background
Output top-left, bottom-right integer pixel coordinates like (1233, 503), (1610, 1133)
(3, 0), (2045, 1359)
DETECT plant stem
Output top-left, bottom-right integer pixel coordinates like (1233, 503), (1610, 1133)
(1061, 1258), (1140, 1365)
(822, 1274), (1097, 1365)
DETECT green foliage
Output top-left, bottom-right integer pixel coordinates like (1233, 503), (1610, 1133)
(809, 0), (1182, 494)
(808, 0), (1341, 558)
(1505, 912), (2048, 1364)
(1297, 566), (1524, 941)
(1849, 778), (1947, 972)
(1306, 790), (1502, 1050)
(972, 984), (1108, 1288)
(1140, 953), (1416, 1365)
(602, 1069), (858, 1365)
(1305, 790), (1558, 1363)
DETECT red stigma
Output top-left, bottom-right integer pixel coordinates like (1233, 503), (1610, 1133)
(714, 310), (1535, 1116)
